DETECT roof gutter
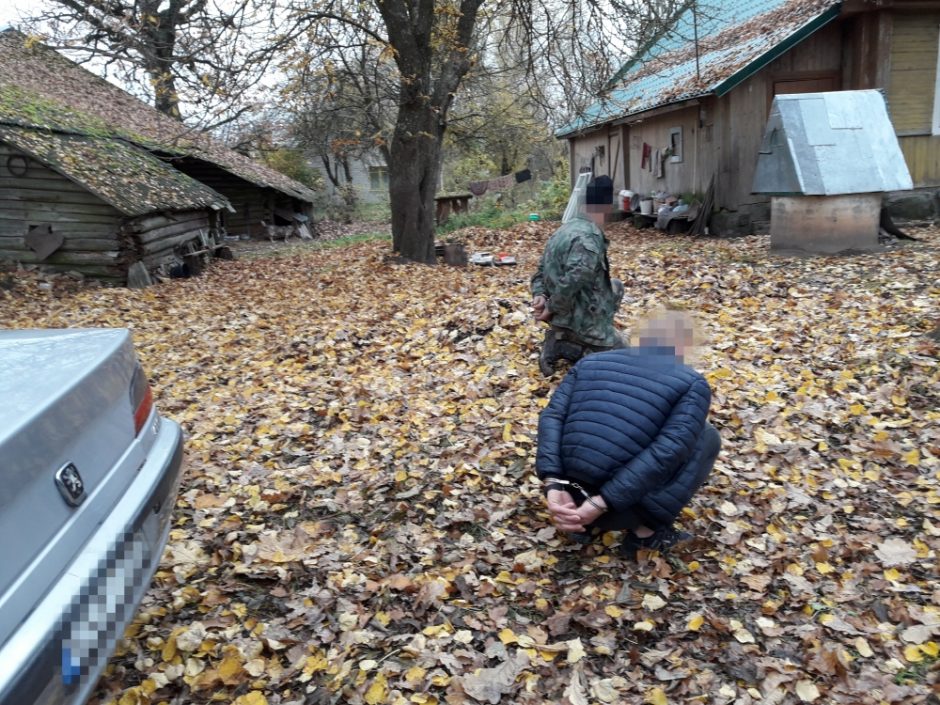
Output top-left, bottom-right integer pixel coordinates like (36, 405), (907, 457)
(712, 3), (842, 97)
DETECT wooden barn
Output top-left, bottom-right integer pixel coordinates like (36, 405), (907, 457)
(0, 29), (316, 283)
(556, 0), (940, 235)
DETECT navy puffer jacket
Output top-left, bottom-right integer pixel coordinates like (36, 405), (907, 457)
(536, 347), (712, 517)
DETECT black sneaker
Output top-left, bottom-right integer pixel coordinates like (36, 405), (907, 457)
(620, 527), (693, 557)
(568, 531), (594, 545)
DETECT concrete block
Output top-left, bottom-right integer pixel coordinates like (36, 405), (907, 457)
(770, 194), (881, 254)
(883, 190), (936, 222)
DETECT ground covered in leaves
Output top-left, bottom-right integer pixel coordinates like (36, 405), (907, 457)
(3, 221), (939, 705)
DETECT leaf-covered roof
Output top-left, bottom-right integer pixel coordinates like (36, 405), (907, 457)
(0, 29), (317, 204)
(0, 124), (230, 216)
(556, 0), (841, 138)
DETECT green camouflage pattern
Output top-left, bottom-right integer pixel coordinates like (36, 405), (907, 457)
(531, 216), (622, 347)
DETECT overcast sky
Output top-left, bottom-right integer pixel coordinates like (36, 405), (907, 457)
(0, 0), (44, 29)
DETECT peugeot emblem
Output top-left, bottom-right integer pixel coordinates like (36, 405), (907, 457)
(55, 463), (86, 506)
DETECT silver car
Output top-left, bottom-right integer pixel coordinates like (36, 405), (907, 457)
(0, 329), (183, 705)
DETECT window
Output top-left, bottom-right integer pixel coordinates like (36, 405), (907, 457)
(369, 165), (389, 191)
(669, 127), (683, 163)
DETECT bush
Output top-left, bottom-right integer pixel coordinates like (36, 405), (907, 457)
(436, 163), (571, 235)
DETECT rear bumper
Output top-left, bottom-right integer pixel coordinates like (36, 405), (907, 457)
(0, 417), (183, 705)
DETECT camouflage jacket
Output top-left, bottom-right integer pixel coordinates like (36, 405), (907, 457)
(530, 216), (621, 347)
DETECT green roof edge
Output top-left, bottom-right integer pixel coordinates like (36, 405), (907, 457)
(712, 3), (842, 97)
(558, 2), (842, 140)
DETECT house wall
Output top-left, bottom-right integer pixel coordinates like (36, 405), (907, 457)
(174, 160), (310, 238)
(714, 20), (844, 230)
(887, 11), (940, 187)
(308, 152), (390, 206)
(624, 105), (704, 201)
(0, 142), (126, 281)
(567, 127), (629, 197)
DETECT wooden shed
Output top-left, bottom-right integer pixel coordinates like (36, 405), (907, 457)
(0, 118), (231, 284)
(0, 29), (316, 280)
(557, 0), (940, 235)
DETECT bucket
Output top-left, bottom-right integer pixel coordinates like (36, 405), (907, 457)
(640, 198), (654, 215)
(619, 190), (633, 212)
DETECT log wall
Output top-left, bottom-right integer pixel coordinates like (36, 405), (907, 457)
(0, 142), (126, 281)
(125, 210), (212, 270)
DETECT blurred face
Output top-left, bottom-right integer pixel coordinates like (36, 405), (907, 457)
(637, 316), (696, 358)
(584, 203), (609, 226)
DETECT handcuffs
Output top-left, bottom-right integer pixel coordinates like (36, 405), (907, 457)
(542, 477), (606, 512)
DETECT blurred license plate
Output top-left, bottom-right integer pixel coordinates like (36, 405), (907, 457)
(60, 513), (157, 685)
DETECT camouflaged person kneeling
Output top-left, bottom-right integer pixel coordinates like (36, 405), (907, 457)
(531, 176), (625, 376)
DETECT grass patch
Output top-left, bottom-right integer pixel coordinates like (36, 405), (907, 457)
(234, 232), (390, 261)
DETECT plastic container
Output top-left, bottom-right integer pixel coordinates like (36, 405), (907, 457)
(639, 198), (654, 215)
(619, 189), (634, 211)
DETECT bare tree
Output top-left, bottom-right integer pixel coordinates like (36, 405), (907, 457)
(15, 0), (278, 127)
(271, 0), (695, 263)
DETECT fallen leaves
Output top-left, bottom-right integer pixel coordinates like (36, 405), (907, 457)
(2, 221), (938, 705)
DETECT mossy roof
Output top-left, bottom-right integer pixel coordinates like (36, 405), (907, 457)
(0, 124), (230, 216)
(0, 29), (316, 204)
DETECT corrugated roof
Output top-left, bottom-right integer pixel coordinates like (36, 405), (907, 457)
(0, 29), (316, 203)
(0, 124), (231, 215)
(752, 90), (913, 195)
(556, 0), (841, 138)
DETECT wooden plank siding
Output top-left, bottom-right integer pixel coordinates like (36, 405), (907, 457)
(0, 141), (126, 279)
(887, 13), (940, 135)
(899, 135), (940, 187)
(718, 21), (844, 212)
(171, 159), (291, 238)
(625, 105), (704, 200)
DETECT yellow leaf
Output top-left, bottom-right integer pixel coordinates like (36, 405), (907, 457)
(645, 686), (668, 705)
(605, 604), (624, 619)
(394, 469), (407, 482)
(922, 642), (939, 657)
(687, 560), (701, 571)
(848, 403), (865, 416)
(502, 423), (512, 441)
(902, 448), (920, 466)
(815, 562), (834, 575)
(687, 614), (704, 632)
(364, 673), (388, 705)
(232, 693), (267, 705)
(884, 568), (903, 581)
(903, 644), (924, 663)
(430, 674), (450, 686)
(404, 666), (426, 684)
(633, 620), (655, 632)
(498, 627), (518, 644)
(422, 624), (451, 637)
(854, 637), (873, 658)
(218, 647), (244, 685)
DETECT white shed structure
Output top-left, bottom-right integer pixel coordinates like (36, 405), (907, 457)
(752, 89), (913, 253)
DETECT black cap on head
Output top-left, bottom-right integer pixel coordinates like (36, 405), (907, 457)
(585, 175), (613, 205)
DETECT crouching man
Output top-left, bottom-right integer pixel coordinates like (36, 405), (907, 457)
(535, 310), (721, 556)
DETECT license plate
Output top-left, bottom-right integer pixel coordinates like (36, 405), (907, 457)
(60, 514), (157, 685)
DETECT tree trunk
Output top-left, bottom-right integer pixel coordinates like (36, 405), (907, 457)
(388, 103), (443, 264)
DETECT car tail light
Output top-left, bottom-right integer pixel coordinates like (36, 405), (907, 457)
(130, 365), (154, 435)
